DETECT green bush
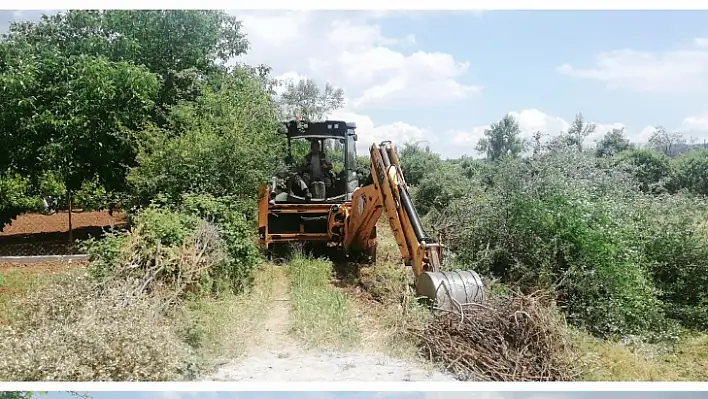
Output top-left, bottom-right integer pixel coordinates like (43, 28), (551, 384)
(84, 206), (205, 294)
(181, 193), (262, 293)
(73, 177), (112, 211)
(639, 194), (708, 330)
(0, 173), (41, 230)
(433, 150), (674, 338)
(671, 149), (708, 196)
(398, 142), (443, 186)
(616, 148), (673, 193)
(414, 162), (473, 215)
(85, 197), (261, 300)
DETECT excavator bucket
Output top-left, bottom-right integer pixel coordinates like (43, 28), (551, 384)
(415, 270), (485, 311)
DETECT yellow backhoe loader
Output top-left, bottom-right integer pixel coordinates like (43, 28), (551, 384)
(257, 119), (484, 308)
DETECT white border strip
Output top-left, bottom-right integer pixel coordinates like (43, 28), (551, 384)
(1, 1), (708, 10)
(0, 382), (707, 391)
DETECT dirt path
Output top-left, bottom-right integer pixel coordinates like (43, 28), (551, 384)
(204, 266), (455, 382)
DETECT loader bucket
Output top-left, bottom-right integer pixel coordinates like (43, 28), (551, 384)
(415, 270), (485, 311)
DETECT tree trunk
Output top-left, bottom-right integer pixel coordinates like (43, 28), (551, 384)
(68, 190), (73, 254)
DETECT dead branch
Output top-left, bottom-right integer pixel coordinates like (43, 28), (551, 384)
(412, 291), (580, 381)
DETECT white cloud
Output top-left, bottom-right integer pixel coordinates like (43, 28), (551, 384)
(509, 108), (570, 136)
(678, 110), (708, 143)
(329, 109), (428, 156)
(681, 110), (708, 131)
(694, 37), (708, 47)
(234, 10), (480, 110)
(558, 37), (708, 93)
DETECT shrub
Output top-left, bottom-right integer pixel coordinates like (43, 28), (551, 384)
(671, 149), (708, 196)
(84, 206), (227, 304)
(398, 142), (443, 186)
(414, 162), (473, 215)
(72, 176), (112, 211)
(181, 193), (262, 293)
(431, 150), (672, 338)
(615, 148), (673, 193)
(638, 194), (708, 330)
(0, 172), (41, 230)
(85, 197), (261, 301)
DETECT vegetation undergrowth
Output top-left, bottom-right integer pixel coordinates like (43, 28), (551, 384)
(289, 251), (360, 351)
(575, 331), (708, 381)
(398, 122), (708, 380)
(0, 196), (265, 380)
(175, 264), (278, 366)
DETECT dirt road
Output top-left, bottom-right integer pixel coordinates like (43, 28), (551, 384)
(205, 266), (454, 382)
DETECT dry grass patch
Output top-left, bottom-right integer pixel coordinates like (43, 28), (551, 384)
(0, 270), (55, 325)
(577, 332), (708, 381)
(347, 220), (435, 362)
(353, 259), (431, 361)
(0, 259), (281, 381)
(0, 270), (195, 381)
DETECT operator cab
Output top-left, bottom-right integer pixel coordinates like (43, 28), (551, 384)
(271, 119), (359, 204)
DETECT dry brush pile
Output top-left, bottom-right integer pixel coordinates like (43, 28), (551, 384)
(412, 291), (579, 381)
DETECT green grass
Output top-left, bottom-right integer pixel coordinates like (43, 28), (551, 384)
(289, 253), (360, 350)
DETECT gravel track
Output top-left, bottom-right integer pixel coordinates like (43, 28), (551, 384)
(204, 268), (455, 382)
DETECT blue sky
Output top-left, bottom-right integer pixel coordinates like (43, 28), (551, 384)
(233, 10), (708, 157)
(38, 392), (708, 399)
(3, 10), (708, 158)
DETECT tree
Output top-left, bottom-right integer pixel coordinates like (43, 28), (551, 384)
(0, 44), (160, 194)
(672, 149), (708, 195)
(616, 148), (673, 192)
(4, 10), (248, 121)
(565, 112), (596, 152)
(648, 126), (685, 157)
(0, 393), (43, 399)
(596, 128), (633, 157)
(531, 130), (544, 157)
(476, 114), (526, 161)
(398, 141), (442, 186)
(278, 78), (345, 121)
(0, 10), (253, 222)
(0, 393), (89, 399)
(127, 66), (284, 207)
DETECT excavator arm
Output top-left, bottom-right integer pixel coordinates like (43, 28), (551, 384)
(345, 141), (484, 308)
(346, 141), (443, 278)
